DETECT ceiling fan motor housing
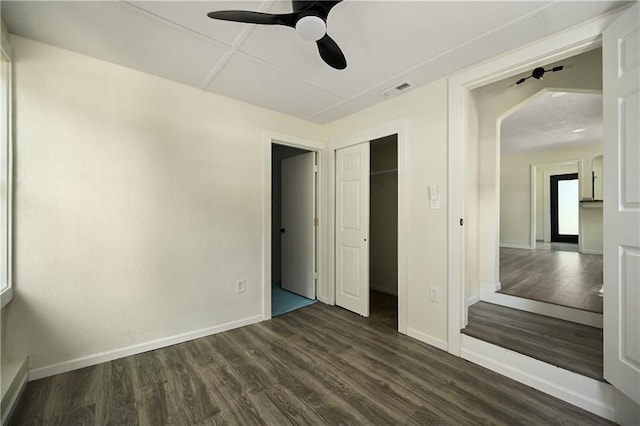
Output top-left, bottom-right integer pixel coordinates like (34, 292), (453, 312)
(296, 14), (326, 41)
(532, 67), (546, 79)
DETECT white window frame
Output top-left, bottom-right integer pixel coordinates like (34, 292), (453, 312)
(1, 22), (13, 309)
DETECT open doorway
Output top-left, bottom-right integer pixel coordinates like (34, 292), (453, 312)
(550, 172), (579, 244)
(496, 85), (604, 314)
(462, 49), (605, 381)
(329, 118), (408, 334)
(450, 5), (640, 416)
(369, 135), (398, 330)
(333, 133), (400, 331)
(461, 48), (605, 317)
(271, 143), (318, 317)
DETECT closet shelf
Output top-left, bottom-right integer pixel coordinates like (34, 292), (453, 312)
(370, 168), (398, 176)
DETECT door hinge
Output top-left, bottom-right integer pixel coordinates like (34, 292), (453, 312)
(460, 218), (464, 226)
(313, 272), (319, 280)
(313, 165), (319, 172)
(314, 218), (319, 226)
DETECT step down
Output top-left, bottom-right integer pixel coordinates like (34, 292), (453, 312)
(462, 301), (603, 381)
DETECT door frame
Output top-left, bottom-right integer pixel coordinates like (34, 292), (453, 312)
(530, 160), (581, 248)
(447, 10), (623, 356)
(263, 131), (325, 320)
(447, 7), (629, 419)
(550, 173), (580, 243)
(328, 118), (408, 334)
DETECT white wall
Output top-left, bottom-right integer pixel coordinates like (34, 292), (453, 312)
(500, 143), (603, 247)
(326, 80), (449, 345)
(581, 205), (603, 254)
(470, 47), (602, 289)
(5, 36), (323, 371)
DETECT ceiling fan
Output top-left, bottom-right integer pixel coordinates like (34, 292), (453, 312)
(516, 65), (564, 85)
(207, 1), (347, 70)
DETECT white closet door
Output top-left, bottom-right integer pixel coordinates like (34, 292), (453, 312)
(335, 142), (369, 317)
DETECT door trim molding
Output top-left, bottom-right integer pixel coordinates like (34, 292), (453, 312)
(262, 132), (325, 320)
(328, 118), (408, 334)
(447, 10), (624, 356)
(550, 173), (580, 243)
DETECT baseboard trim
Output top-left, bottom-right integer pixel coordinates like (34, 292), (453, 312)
(370, 284), (398, 296)
(407, 328), (448, 351)
(580, 249), (603, 255)
(480, 281), (501, 298)
(29, 314), (264, 381)
(460, 334), (615, 421)
(1, 358), (28, 425)
(481, 292), (602, 328)
(466, 295), (480, 307)
(500, 243), (534, 250)
(317, 295), (332, 305)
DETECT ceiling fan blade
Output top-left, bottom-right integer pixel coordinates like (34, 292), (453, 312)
(207, 11), (296, 28)
(313, 0), (344, 16)
(316, 34), (346, 70)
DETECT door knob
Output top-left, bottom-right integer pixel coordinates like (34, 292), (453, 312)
(280, 228), (285, 233)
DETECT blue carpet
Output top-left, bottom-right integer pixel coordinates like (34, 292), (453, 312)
(272, 282), (317, 317)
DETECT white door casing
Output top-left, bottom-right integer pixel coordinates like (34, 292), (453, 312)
(281, 152), (316, 299)
(335, 142), (370, 317)
(603, 3), (640, 405)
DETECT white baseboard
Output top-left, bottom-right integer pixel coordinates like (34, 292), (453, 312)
(580, 249), (603, 255)
(370, 283), (398, 296)
(29, 315), (264, 381)
(1, 357), (28, 425)
(500, 243), (534, 250)
(317, 295), (332, 305)
(481, 292), (602, 328)
(480, 281), (501, 298)
(460, 334), (615, 421)
(466, 295), (480, 307)
(407, 328), (448, 351)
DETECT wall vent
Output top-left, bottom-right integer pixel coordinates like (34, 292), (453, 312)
(379, 81), (415, 98)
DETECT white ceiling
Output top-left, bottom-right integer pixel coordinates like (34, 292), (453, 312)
(501, 90), (603, 155)
(1, 1), (630, 124)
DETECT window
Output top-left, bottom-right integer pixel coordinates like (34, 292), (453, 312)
(0, 27), (12, 308)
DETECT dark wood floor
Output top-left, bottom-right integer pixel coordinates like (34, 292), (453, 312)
(462, 301), (604, 381)
(370, 289), (398, 330)
(499, 247), (603, 313)
(11, 303), (611, 425)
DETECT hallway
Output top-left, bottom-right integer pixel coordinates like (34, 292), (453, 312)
(499, 247), (603, 312)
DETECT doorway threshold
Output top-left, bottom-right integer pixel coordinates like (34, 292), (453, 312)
(461, 302), (613, 420)
(459, 333), (614, 421)
(481, 291), (602, 328)
(271, 282), (317, 317)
